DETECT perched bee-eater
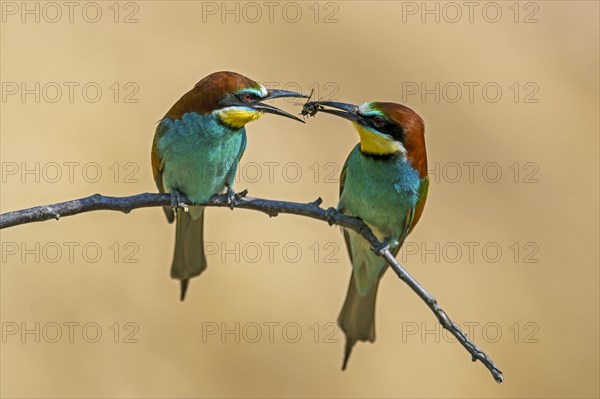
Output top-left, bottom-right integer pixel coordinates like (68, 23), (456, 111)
(152, 71), (306, 301)
(303, 100), (429, 369)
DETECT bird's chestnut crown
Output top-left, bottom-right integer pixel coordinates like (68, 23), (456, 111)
(164, 71), (306, 127)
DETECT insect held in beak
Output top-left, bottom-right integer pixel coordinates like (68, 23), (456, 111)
(300, 89), (324, 118)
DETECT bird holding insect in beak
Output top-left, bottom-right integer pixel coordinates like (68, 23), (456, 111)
(302, 100), (429, 369)
(152, 71), (306, 301)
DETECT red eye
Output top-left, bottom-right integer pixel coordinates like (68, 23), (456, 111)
(374, 116), (385, 127)
(243, 93), (252, 102)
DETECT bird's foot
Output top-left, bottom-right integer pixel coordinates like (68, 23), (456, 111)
(371, 240), (391, 256)
(225, 185), (236, 210)
(325, 207), (338, 226)
(225, 186), (248, 210)
(170, 190), (188, 213)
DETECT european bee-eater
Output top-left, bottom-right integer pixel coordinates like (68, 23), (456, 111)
(303, 100), (429, 369)
(152, 71), (306, 301)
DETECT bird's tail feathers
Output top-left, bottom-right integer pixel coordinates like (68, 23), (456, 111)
(338, 272), (380, 370)
(171, 208), (207, 301)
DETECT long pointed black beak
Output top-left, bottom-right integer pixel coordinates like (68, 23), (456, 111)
(266, 89), (308, 100)
(252, 101), (305, 123)
(252, 89), (308, 123)
(303, 101), (362, 123)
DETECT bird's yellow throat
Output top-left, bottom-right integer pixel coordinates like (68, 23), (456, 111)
(218, 107), (262, 129)
(353, 123), (405, 156)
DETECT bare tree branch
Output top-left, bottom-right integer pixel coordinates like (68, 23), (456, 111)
(0, 192), (503, 382)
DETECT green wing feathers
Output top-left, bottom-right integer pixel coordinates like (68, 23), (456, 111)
(152, 122), (175, 223)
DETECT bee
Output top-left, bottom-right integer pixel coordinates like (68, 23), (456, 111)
(300, 89), (324, 118)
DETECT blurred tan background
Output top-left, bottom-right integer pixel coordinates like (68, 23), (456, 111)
(1, 1), (598, 397)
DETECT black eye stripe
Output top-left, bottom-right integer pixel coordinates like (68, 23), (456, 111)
(366, 115), (405, 141)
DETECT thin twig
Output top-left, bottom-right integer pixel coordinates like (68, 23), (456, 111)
(0, 192), (503, 382)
